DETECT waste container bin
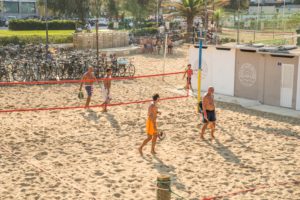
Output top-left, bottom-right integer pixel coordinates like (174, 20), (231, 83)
(257, 46), (300, 108)
(234, 44), (265, 101)
(189, 44), (236, 96)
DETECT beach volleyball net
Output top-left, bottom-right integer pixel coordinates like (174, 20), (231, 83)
(0, 71), (189, 113)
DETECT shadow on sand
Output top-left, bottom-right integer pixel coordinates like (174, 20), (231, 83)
(204, 139), (241, 164)
(104, 112), (121, 130)
(142, 154), (187, 192)
(80, 109), (101, 123)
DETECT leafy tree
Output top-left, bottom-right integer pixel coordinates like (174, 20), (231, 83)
(224, 0), (248, 28)
(38, 0), (90, 23)
(163, 0), (228, 32)
(107, 0), (119, 20)
(294, 0), (300, 4)
(213, 8), (224, 31)
(0, 1), (3, 13)
(122, 0), (154, 24)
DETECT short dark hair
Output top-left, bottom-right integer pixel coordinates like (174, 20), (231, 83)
(106, 68), (112, 73)
(188, 64), (191, 66)
(152, 93), (160, 101)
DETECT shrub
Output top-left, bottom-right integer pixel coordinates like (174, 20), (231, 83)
(131, 27), (158, 36)
(0, 35), (73, 46)
(108, 22), (113, 29)
(9, 19), (76, 30)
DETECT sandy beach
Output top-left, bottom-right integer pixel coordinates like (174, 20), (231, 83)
(0, 45), (300, 200)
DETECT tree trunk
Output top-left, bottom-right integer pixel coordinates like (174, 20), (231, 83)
(187, 16), (193, 33)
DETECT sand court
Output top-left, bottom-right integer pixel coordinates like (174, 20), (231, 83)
(1, 47), (300, 199)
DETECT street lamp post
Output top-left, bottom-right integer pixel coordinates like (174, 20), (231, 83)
(204, 0), (208, 43)
(96, 0), (99, 69)
(254, 0), (260, 42)
(237, 0), (240, 44)
(156, 0), (159, 27)
(45, 0), (49, 60)
(283, 0), (286, 31)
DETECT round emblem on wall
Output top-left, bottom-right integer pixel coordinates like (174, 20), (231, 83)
(238, 63), (257, 87)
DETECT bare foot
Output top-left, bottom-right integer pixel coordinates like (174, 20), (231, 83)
(200, 134), (204, 140)
(138, 148), (143, 156)
(101, 109), (107, 113)
(151, 150), (157, 155)
(210, 136), (215, 142)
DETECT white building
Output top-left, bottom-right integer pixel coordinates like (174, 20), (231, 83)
(1, 0), (38, 18)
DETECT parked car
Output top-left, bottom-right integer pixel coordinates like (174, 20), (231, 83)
(5, 16), (17, 27)
(0, 17), (6, 27)
(22, 15), (40, 20)
(99, 18), (108, 26)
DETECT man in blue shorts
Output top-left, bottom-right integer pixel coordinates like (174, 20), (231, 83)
(201, 87), (216, 141)
(79, 66), (98, 108)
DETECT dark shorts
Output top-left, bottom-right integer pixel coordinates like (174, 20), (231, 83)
(85, 85), (93, 97)
(187, 77), (191, 84)
(168, 45), (173, 49)
(202, 110), (216, 123)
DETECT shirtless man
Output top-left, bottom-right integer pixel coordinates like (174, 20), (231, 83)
(167, 38), (173, 54)
(200, 87), (216, 140)
(183, 64), (193, 91)
(139, 94), (161, 156)
(79, 66), (98, 108)
(102, 68), (112, 112)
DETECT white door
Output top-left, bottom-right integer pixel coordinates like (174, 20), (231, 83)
(280, 64), (294, 108)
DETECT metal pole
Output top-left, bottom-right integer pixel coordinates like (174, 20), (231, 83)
(156, 0), (159, 27)
(45, 0), (49, 60)
(96, 0), (99, 69)
(254, 0), (260, 42)
(283, 0), (286, 32)
(198, 39), (203, 108)
(163, 34), (168, 81)
(237, 0), (240, 44)
(204, 0), (208, 43)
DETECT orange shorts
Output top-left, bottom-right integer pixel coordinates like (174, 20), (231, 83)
(146, 118), (157, 135)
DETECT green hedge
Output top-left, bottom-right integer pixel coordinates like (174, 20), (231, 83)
(0, 35), (73, 46)
(9, 19), (76, 30)
(131, 27), (158, 36)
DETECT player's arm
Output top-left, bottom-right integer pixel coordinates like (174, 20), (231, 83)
(202, 96), (208, 120)
(79, 74), (85, 91)
(183, 69), (187, 79)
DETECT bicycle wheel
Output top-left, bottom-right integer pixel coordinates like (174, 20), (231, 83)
(111, 64), (119, 77)
(99, 64), (107, 78)
(127, 64), (135, 77)
(118, 64), (126, 77)
(12, 64), (26, 82)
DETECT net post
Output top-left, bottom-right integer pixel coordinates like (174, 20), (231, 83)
(157, 175), (171, 200)
(198, 39), (203, 110)
(162, 34), (168, 81)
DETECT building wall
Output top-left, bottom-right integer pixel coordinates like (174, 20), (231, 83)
(234, 49), (265, 102)
(262, 54), (298, 108)
(296, 57), (300, 110)
(2, 0), (37, 18)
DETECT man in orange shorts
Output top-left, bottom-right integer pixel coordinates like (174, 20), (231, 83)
(138, 94), (161, 156)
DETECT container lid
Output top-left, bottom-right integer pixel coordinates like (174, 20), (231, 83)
(237, 43), (265, 50)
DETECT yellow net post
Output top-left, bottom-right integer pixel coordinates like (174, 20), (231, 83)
(197, 39), (203, 111)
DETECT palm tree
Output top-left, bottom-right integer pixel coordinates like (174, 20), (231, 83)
(213, 8), (223, 32)
(163, 0), (229, 33)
